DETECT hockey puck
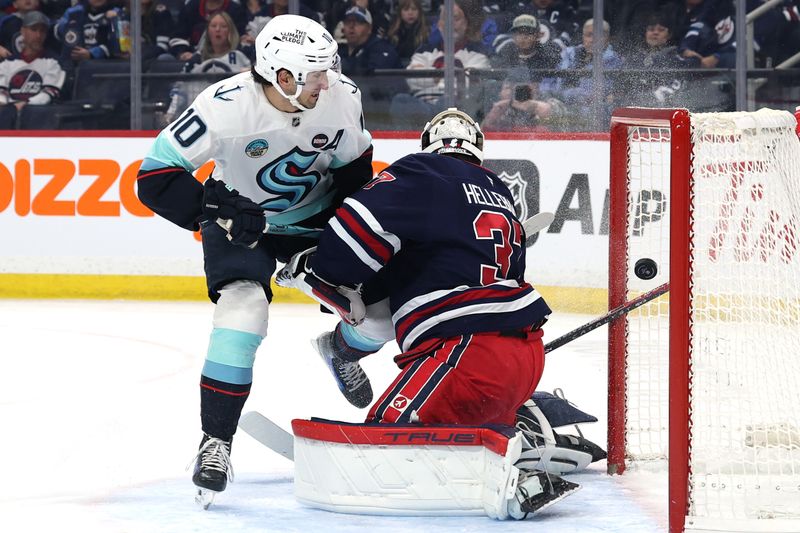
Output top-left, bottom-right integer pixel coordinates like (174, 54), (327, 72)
(634, 258), (658, 280)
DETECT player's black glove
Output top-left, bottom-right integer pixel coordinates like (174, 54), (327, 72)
(202, 178), (266, 249)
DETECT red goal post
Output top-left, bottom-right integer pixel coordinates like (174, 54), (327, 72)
(607, 107), (800, 533)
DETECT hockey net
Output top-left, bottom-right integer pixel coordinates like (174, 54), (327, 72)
(608, 108), (800, 532)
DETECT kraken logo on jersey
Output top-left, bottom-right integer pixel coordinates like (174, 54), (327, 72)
(257, 148), (322, 211)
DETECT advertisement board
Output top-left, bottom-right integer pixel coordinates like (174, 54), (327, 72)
(0, 132), (611, 310)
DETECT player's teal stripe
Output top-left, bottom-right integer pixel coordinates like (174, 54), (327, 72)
(329, 155), (348, 169)
(206, 327), (262, 369)
(201, 359), (253, 384)
(266, 189), (337, 225)
(340, 323), (386, 352)
(140, 132), (195, 171)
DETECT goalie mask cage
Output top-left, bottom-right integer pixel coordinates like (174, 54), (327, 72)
(608, 107), (800, 533)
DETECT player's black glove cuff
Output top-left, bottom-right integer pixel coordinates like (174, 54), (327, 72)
(202, 178), (266, 248)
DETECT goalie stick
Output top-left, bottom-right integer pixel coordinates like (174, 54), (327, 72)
(544, 282), (670, 353)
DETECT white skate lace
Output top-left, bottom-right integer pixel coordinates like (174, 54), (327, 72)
(188, 437), (234, 482)
(336, 360), (368, 391)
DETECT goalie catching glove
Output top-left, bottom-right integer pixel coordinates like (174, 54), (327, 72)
(276, 247), (366, 326)
(202, 178), (266, 249)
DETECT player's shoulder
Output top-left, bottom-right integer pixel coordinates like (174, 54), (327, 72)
(192, 72), (258, 126)
(328, 74), (363, 108)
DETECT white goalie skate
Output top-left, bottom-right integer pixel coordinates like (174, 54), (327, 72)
(508, 469), (581, 519)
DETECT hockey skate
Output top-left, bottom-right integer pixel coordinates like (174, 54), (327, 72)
(312, 331), (373, 409)
(190, 434), (233, 510)
(508, 469), (581, 519)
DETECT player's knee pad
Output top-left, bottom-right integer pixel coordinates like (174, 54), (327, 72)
(351, 298), (394, 344)
(339, 321), (387, 353)
(206, 280), (268, 373)
(213, 280), (269, 336)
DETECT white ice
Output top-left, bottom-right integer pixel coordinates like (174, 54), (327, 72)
(0, 300), (668, 532)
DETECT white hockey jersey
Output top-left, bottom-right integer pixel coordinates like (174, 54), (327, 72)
(144, 71), (371, 225)
(0, 53), (65, 105)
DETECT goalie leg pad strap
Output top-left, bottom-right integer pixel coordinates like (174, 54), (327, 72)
(515, 400), (602, 475)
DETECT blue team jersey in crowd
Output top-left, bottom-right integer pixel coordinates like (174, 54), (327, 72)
(311, 152), (552, 351)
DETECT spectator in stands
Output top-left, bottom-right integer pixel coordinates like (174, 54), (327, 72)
(328, 0), (392, 39)
(491, 14), (561, 79)
(169, 0), (248, 61)
(163, 11), (250, 125)
(555, 18), (622, 125)
(0, 0), (60, 60)
(603, 0), (682, 57)
(482, 66), (566, 131)
(389, 0), (490, 127)
(38, 0), (70, 19)
(504, 0), (580, 51)
(386, 0), (429, 65)
(326, 0), (394, 37)
(339, 5), (400, 75)
(239, 0), (321, 56)
(426, 0), (498, 49)
(54, 0), (124, 63)
(675, 0), (735, 68)
(748, 0), (800, 66)
(126, 0), (175, 62)
(0, 10), (65, 127)
(623, 10), (698, 107)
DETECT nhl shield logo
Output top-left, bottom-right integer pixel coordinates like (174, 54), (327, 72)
(497, 170), (529, 220)
(485, 159), (541, 244)
(292, 117), (301, 127)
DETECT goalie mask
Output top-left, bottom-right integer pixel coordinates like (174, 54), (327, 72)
(254, 14), (341, 111)
(420, 108), (484, 164)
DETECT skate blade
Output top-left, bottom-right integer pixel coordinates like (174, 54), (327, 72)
(195, 488), (218, 510)
(528, 482), (582, 515)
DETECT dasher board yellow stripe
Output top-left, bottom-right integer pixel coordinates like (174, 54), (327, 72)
(0, 274), (608, 314)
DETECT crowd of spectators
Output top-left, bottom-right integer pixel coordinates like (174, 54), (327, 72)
(1, 0), (800, 130)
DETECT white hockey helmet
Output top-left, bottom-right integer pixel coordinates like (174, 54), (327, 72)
(420, 108), (484, 164)
(254, 14), (341, 109)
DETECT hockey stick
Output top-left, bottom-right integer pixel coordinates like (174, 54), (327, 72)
(238, 411), (294, 460)
(543, 283), (670, 354)
(523, 211), (554, 246)
(217, 211), (553, 244)
(217, 218), (323, 238)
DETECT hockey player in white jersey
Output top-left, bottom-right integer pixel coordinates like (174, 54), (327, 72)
(136, 14), (374, 508)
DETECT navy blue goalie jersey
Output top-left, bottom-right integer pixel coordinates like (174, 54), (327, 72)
(310, 152), (551, 351)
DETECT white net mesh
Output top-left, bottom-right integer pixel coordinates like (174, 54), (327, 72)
(623, 109), (800, 529)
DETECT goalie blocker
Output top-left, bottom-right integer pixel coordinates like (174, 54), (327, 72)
(291, 418), (580, 519)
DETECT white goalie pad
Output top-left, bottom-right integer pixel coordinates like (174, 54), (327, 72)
(291, 419), (523, 518)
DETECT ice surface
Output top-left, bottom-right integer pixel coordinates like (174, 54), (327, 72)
(0, 300), (667, 532)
